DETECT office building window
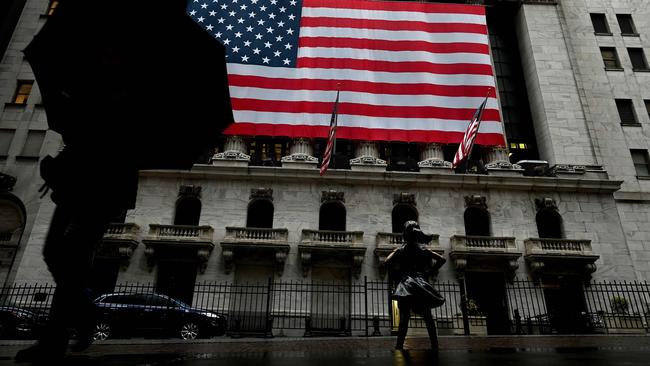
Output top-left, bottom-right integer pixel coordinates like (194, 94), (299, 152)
(616, 14), (638, 35)
(0, 130), (14, 156)
(12, 81), (33, 105)
(20, 131), (45, 158)
(628, 48), (649, 71)
(601, 47), (621, 69)
(616, 99), (637, 125)
(631, 149), (650, 178)
(590, 13), (610, 35)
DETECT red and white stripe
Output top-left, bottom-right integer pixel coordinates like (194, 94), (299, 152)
(225, 0), (504, 146)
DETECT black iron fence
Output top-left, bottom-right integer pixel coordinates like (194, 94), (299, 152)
(0, 279), (649, 339)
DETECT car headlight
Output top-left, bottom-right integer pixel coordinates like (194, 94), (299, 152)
(200, 312), (218, 318)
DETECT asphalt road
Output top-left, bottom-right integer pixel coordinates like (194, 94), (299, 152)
(2, 348), (650, 365)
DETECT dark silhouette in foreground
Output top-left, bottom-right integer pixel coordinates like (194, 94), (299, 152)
(384, 221), (447, 351)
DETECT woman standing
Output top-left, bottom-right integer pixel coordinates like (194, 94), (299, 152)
(385, 221), (447, 351)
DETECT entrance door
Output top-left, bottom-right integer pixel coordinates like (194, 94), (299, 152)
(231, 263), (273, 333)
(156, 261), (198, 305)
(465, 272), (511, 335)
(543, 278), (589, 334)
(310, 266), (351, 333)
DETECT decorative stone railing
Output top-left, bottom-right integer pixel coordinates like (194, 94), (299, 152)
(98, 223), (141, 260)
(224, 227), (289, 242)
(220, 227), (290, 275)
(524, 238), (599, 276)
(451, 235), (516, 250)
(449, 235), (521, 274)
(143, 225), (215, 273)
(525, 238), (592, 254)
(299, 230), (366, 278)
(301, 230), (364, 246)
(148, 224), (214, 241)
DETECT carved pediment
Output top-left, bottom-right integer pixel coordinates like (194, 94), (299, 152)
(535, 198), (558, 211)
(464, 195), (487, 209)
(322, 190), (344, 203)
(393, 193), (416, 206)
(251, 188), (273, 201)
(179, 185), (202, 198)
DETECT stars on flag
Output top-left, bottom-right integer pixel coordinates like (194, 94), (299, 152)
(188, 0), (301, 67)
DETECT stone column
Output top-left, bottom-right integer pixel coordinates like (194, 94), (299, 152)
(484, 146), (520, 170)
(418, 143), (452, 171)
(281, 138), (318, 168)
(350, 141), (386, 171)
(211, 136), (250, 167)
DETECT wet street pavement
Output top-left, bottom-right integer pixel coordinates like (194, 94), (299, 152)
(0, 336), (648, 365)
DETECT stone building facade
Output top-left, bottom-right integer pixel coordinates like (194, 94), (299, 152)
(2, 0), (650, 335)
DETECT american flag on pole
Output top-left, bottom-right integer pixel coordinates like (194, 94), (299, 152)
(451, 92), (489, 169)
(188, 0), (504, 146)
(320, 90), (339, 176)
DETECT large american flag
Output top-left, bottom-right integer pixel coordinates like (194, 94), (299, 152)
(188, 0), (504, 146)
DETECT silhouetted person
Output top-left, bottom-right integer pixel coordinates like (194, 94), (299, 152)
(15, 148), (138, 362)
(385, 221), (446, 351)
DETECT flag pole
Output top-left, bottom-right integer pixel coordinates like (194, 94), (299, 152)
(465, 87), (492, 171)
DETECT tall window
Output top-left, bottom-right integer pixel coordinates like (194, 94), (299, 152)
(590, 13), (610, 35)
(12, 81), (33, 105)
(248, 137), (290, 166)
(616, 14), (637, 36)
(616, 99), (638, 125)
(246, 199), (274, 228)
(645, 100), (650, 121)
(381, 143), (419, 172)
(464, 207), (490, 237)
(319, 202), (346, 231)
(391, 204), (418, 233)
(600, 47), (621, 69)
(536, 209), (563, 239)
(630, 149), (650, 178)
(20, 131), (45, 158)
(628, 48), (649, 71)
(173, 196), (202, 226)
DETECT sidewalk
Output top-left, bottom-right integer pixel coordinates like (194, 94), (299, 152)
(1, 334), (650, 359)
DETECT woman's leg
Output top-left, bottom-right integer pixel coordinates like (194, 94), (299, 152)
(422, 308), (439, 351)
(395, 300), (411, 350)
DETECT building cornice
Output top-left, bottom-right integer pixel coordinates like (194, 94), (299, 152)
(139, 165), (623, 194)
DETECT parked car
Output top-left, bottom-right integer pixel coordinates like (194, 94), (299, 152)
(93, 293), (227, 340)
(0, 306), (47, 339)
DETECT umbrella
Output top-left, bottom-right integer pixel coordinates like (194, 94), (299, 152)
(23, 0), (233, 170)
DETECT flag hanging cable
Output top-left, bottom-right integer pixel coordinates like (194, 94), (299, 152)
(452, 89), (492, 169)
(320, 90), (340, 176)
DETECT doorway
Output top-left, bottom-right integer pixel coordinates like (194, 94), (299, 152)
(155, 260), (198, 305)
(464, 272), (511, 334)
(542, 278), (589, 334)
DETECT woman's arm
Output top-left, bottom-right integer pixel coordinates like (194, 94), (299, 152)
(384, 248), (399, 268)
(428, 249), (447, 272)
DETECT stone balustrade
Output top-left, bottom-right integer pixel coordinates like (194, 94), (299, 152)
(525, 238), (592, 254)
(301, 229), (364, 246)
(449, 235), (521, 274)
(98, 223), (141, 260)
(224, 227), (289, 242)
(148, 224), (214, 241)
(451, 235), (517, 250)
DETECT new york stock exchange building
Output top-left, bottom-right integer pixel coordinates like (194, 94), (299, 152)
(2, 0), (650, 338)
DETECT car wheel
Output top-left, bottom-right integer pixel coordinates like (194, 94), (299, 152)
(180, 321), (199, 340)
(93, 322), (111, 341)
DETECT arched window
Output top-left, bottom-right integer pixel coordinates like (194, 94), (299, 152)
(464, 207), (490, 236)
(0, 195), (26, 243)
(391, 204), (418, 233)
(247, 199), (274, 228)
(319, 201), (346, 231)
(173, 196), (201, 226)
(536, 209), (563, 239)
